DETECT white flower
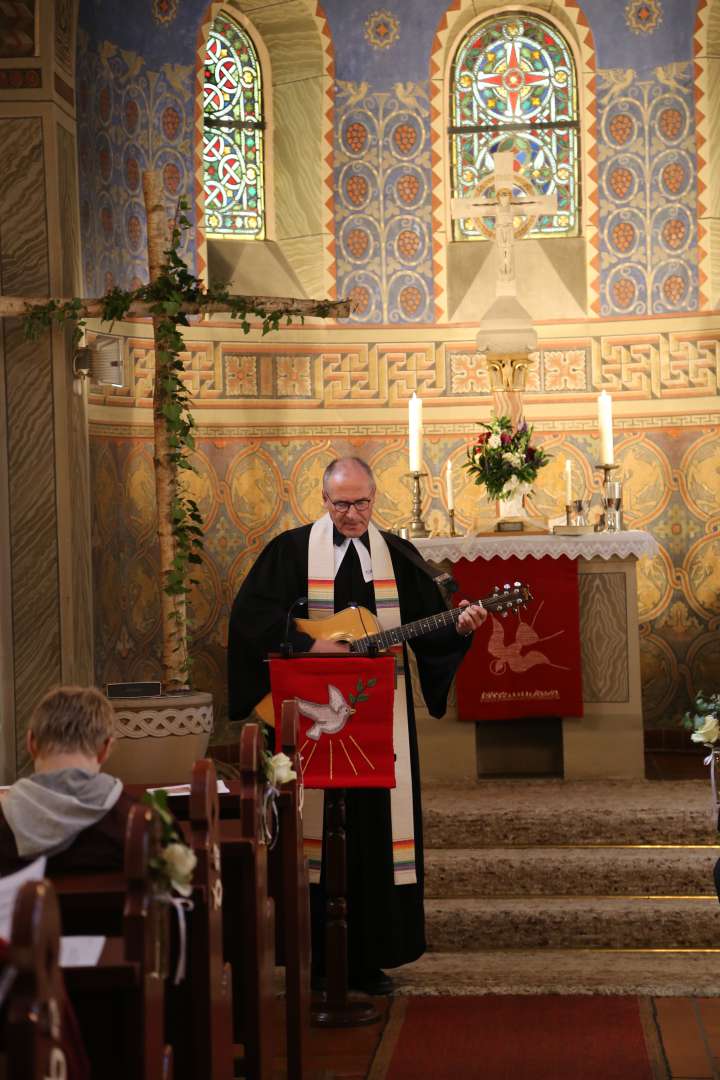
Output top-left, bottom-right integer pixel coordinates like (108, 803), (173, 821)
(488, 433), (501, 449)
(691, 715), (720, 745)
(162, 842), (197, 897)
(502, 476), (519, 493)
(265, 752), (297, 787)
(517, 481), (532, 496)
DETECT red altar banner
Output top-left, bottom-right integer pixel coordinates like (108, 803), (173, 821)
(454, 555), (583, 721)
(269, 655), (396, 789)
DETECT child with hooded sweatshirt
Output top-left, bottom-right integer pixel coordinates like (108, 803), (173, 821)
(0, 685), (137, 876)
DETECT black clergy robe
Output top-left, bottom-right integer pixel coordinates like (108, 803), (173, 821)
(227, 522), (471, 971)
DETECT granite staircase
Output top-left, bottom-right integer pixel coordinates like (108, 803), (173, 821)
(395, 780), (720, 996)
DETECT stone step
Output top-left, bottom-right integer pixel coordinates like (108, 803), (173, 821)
(422, 779), (717, 847)
(424, 845), (720, 898)
(425, 896), (720, 951)
(393, 949), (720, 997)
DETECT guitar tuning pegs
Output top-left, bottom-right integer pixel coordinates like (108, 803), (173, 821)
(513, 581), (521, 588)
(503, 583), (510, 591)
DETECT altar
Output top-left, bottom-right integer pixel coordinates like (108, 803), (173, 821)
(412, 531), (658, 782)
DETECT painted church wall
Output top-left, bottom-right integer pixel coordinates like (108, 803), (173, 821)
(75, 0), (719, 737)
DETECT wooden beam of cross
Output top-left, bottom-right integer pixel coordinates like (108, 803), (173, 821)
(0, 171), (350, 690)
(451, 151), (557, 295)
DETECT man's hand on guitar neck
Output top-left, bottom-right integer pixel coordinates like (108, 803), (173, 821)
(456, 599), (487, 637)
(309, 639), (351, 654)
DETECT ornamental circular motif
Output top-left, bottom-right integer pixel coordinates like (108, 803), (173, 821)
(363, 9), (400, 50)
(152, 0), (178, 25)
(608, 113), (634, 145)
(396, 173), (420, 204)
(608, 166), (634, 199)
(126, 156), (140, 190)
(396, 229), (420, 259)
(685, 536), (720, 618)
(346, 175), (369, 206)
(163, 162), (181, 194)
(127, 215), (142, 251)
(399, 286), (422, 316)
(639, 637), (675, 718)
(125, 99), (139, 134)
(625, 0), (663, 34)
(661, 161), (685, 194)
(346, 228), (370, 259)
(662, 274), (686, 304)
(98, 146), (111, 182)
(393, 123), (417, 155)
(99, 87), (111, 123)
(683, 434), (720, 518)
(611, 221), (636, 253)
(612, 277), (636, 309)
(345, 122), (368, 154)
(161, 106), (181, 141)
(661, 218), (686, 250)
(658, 107), (683, 140)
(350, 285), (371, 316)
(100, 206), (113, 237)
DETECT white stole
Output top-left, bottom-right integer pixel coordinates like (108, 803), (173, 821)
(302, 513), (417, 886)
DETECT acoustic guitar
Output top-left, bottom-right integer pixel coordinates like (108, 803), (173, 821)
(254, 580), (532, 726)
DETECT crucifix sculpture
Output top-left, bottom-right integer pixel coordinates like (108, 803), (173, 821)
(451, 150), (557, 296)
(0, 171), (350, 692)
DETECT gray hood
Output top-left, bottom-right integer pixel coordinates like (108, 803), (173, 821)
(2, 769), (123, 858)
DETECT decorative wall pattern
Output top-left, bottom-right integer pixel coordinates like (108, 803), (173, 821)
(76, 34), (195, 295)
(89, 325), (719, 409)
(335, 81), (435, 323)
(597, 62), (699, 315)
(90, 416), (720, 739)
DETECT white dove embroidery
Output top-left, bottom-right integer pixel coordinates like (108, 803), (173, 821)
(296, 684), (356, 741)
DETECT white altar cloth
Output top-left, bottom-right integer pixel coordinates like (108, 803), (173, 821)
(412, 529), (658, 563)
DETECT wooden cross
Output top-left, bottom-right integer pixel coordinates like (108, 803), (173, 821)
(0, 172), (350, 690)
(451, 151), (557, 295)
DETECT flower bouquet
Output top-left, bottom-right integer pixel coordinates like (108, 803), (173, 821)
(683, 691), (720, 818)
(465, 416), (550, 524)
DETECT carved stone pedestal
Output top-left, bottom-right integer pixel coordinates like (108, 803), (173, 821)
(106, 690), (213, 785)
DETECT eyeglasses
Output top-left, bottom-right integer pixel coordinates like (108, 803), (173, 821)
(323, 493), (373, 513)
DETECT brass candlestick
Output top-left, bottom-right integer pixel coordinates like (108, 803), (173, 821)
(449, 508), (457, 537)
(407, 471), (429, 538)
(565, 503), (572, 527)
(595, 463), (619, 486)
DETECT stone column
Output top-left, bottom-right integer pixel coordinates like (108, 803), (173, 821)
(0, 2), (93, 780)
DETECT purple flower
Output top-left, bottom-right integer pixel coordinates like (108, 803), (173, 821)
(525, 446), (536, 462)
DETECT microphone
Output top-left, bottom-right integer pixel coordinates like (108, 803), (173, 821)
(281, 595), (309, 658)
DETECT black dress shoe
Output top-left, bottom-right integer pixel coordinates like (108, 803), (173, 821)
(349, 968), (394, 995)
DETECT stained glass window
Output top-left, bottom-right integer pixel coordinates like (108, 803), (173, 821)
(450, 14), (579, 240)
(203, 13), (265, 238)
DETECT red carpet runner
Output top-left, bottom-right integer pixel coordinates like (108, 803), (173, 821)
(370, 996), (667, 1079)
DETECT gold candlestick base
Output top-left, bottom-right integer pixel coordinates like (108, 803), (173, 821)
(406, 471), (429, 538)
(565, 503), (572, 527)
(449, 508), (457, 537)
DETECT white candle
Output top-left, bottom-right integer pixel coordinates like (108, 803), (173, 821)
(445, 459), (454, 510)
(564, 458), (573, 505)
(597, 391), (614, 466)
(408, 392), (423, 472)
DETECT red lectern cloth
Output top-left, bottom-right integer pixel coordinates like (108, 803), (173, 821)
(453, 554), (583, 721)
(269, 655), (396, 789)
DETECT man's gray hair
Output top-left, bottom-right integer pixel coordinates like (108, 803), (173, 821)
(323, 457), (375, 489)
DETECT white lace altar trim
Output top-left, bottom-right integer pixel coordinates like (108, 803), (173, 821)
(411, 529), (658, 563)
(112, 705), (214, 739)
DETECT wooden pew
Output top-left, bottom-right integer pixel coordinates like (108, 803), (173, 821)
(56, 803), (173, 1080)
(219, 724), (276, 1080)
(268, 701), (310, 1080)
(4, 880), (74, 1079)
(171, 759), (234, 1080)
